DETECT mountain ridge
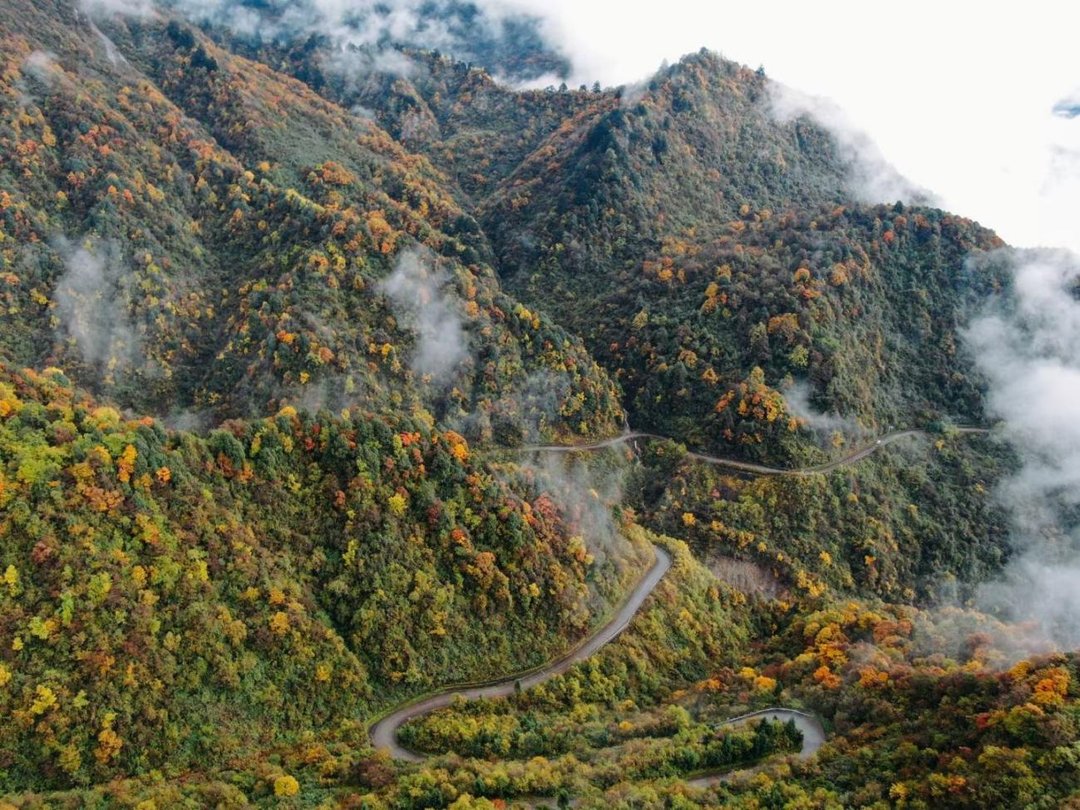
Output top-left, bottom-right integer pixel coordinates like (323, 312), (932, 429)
(1, 2), (1068, 808)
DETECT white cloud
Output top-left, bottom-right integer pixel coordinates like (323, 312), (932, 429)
(782, 380), (861, 437)
(768, 83), (932, 205)
(505, 0), (1080, 252)
(21, 51), (60, 84)
(80, 0), (156, 19)
(143, 0), (1078, 252)
(379, 247), (469, 385)
(964, 248), (1080, 648)
(53, 237), (144, 370)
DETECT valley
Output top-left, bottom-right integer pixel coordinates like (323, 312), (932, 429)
(0, 0), (1075, 807)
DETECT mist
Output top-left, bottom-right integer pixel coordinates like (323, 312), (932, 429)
(52, 237), (145, 373)
(80, 0), (156, 20)
(75, 0), (1076, 255)
(21, 51), (60, 85)
(149, 0), (567, 84)
(518, 450), (633, 573)
(768, 84), (933, 206)
(964, 248), (1080, 649)
(379, 247), (469, 385)
(782, 381), (862, 439)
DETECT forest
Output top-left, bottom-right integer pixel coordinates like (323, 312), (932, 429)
(0, 0), (1077, 807)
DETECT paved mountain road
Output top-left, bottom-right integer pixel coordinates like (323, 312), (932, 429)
(522, 427), (989, 475)
(684, 708), (827, 788)
(368, 547), (673, 761)
(368, 425), (987, 771)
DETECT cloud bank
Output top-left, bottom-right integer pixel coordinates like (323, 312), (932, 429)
(782, 380), (861, 438)
(150, 0), (568, 84)
(964, 248), (1080, 649)
(769, 84), (934, 206)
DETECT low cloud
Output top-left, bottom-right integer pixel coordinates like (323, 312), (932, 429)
(498, 370), (571, 443)
(153, 0), (567, 84)
(964, 247), (1080, 649)
(319, 45), (417, 87)
(519, 450), (632, 571)
(79, 0), (156, 19)
(160, 408), (210, 434)
(769, 83), (935, 206)
(89, 20), (129, 66)
(379, 247), (469, 385)
(53, 237), (144, 372)
(782, 381), (861, 437)
(21, 51), (61, 85)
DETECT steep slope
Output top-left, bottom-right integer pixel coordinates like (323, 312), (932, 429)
(189, 36), (608, 209)
(0, 0), (623, 442)
(176, 0), (572, 86)
(477, 52), (1006, 460)
(134, 26), (1007, 463)
(504, 201), (1005, 457)
(0, 362), (647, 790)
(197, 43), (1006, 462)
(0, 1), (1059, 807)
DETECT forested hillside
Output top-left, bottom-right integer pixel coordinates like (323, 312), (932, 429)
(0, 0), (623, 442)
(476, 54), (1006, 460)
(0, 0), (1074, 807)
(0, 362), (649, 789)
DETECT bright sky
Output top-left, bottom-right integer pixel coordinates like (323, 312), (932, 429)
(515, 1), (1080, 253)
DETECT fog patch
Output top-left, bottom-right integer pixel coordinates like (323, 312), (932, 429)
(782, 381), (861, 437)
(519, 450), (632, 572)
(160, 408), (211, 434)
(350, 104), (377, 121)
(53, 237), (146, 374)
(447, 365), (611, 449)
(21, 51), (61, 86)
(158, 0), (569, 85)
(320, 44), (416, 86)
(79, 0), (156, 19)
(379, 247), (469, 386)
(89, 21), (128, 66)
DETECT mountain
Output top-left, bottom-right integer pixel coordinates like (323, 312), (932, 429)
(236, 37), (1014, 601)
(0, 0), (622, 443)
(1, 0), (1074, 808)
(217, 41), (1008, 459)
(474, 53), (1006, 456)
(0, 356), (652, 789)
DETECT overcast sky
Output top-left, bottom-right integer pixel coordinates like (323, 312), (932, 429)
(509, 1), (1079, 253)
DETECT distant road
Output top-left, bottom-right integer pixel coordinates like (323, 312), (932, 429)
(369, 547), (673, 761)
(521, 427), (990, 475)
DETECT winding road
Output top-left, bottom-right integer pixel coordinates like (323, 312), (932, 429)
(368, 426), (987, 769)
(369, 547), (673, 762)
(523, 427), (989, 476)
(684, 708), (826, 788)
(367, 543), (824, 771)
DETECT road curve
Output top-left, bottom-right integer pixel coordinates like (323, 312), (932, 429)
(366, 425), (983, 764)
(369, 547), (674, 761)
(522, 427), (989, 476)
(684, 708), (826, 788)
